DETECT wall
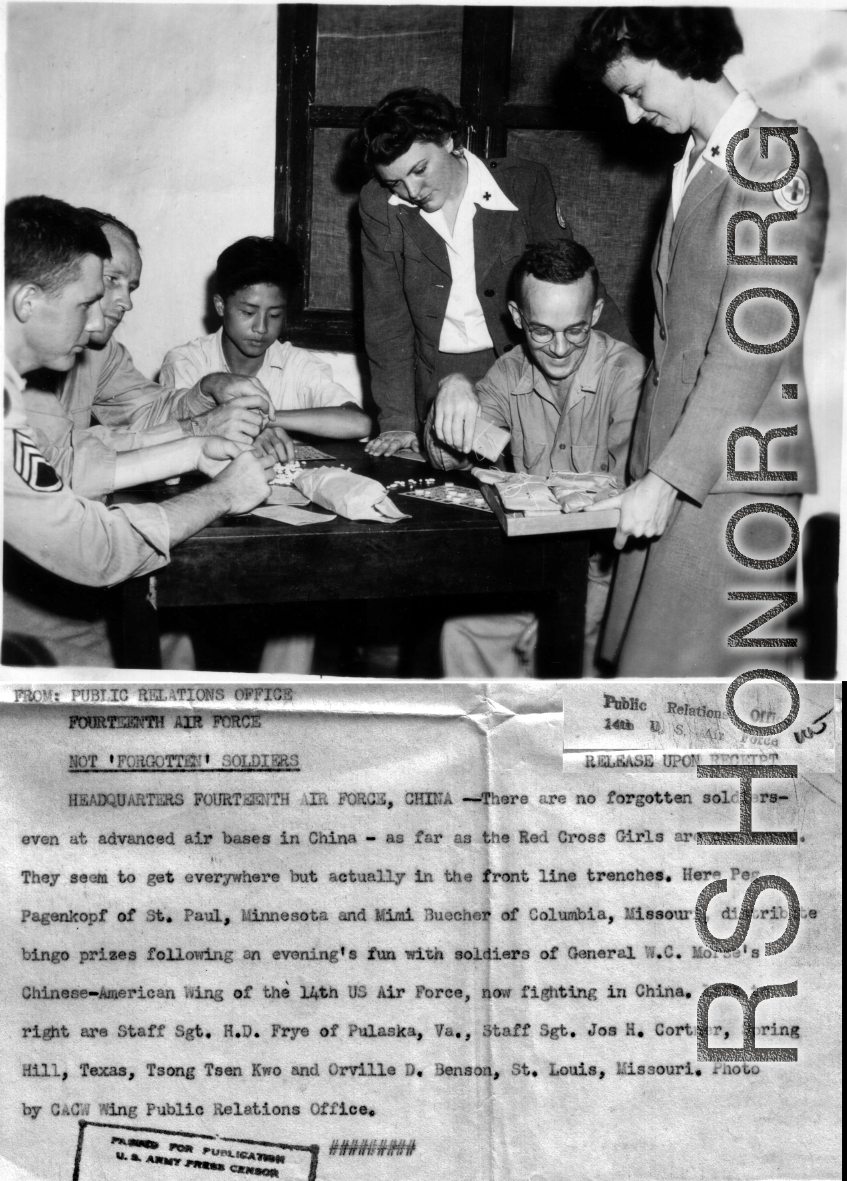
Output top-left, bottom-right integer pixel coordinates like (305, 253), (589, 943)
(7, 3), (278, 381)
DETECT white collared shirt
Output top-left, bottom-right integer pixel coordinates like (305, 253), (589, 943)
(389, 149), (518, 353)
(159, 330), (353, 412)
(671, 90), (759, 218)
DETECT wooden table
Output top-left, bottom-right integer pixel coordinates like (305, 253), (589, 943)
(113, 441), (596, 676)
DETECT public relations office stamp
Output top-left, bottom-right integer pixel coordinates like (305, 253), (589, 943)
(73, 1121), (318, 1181)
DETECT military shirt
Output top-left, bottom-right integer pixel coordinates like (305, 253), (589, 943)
(4, 359), (171, 587)
(434, 330), (645, 480)
(24, 335), (209, 498)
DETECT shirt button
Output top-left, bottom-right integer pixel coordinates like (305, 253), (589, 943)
(652, 373), (659, 386)
(600, 462), (609, 471)
(490, 161), (498, 169)
(558, 443), (567, 451)
(484, 288), (495, 297)
(659, 327), (666, 340)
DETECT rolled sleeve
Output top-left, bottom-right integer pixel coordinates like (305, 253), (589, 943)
(93, 339), (200, 430)
(474, 360), (517, 433)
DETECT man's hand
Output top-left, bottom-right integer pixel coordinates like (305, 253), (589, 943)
(433, 374), (480, 453)
(190, 395), (272, 444)
(365, 430), (420, 458)
(252, 424), (296, 464)
(586, 470), (678, 550)
(211, 449), (275, 516)
(199, 372), (275, 419)
(196, 436), (245, 478)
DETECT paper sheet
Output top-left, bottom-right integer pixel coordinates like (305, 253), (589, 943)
(0, 681), (839, 1181)
(250, 504), (337, 527)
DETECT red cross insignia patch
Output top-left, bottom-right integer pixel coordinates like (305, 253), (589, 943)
(13, 429), (63, 492)
(774, 168), (811, 214)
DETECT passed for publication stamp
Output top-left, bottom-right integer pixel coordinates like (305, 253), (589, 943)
(73, 1121), (318, 1181)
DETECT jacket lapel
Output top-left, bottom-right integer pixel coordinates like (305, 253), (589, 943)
(668, 163), (728, 271)
(473, 206), (515, 285)
(392, 206), (451, 277)
(655, 202), (673, 288)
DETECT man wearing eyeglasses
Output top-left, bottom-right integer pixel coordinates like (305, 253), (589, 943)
(427, 239), (645, 677)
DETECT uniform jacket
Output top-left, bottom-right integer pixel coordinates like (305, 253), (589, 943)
(602, 110), (828, 675)
(4, 364), (171, 588)
(632, 110), (827, 502)
(360, 157), (631, 432)
(3, 363), (173, 666)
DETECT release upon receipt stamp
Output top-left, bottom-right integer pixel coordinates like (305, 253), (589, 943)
(73, 1122), (318, 1181)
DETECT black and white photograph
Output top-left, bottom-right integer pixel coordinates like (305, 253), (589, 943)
(1, 5), (843, 1181)
(3, 3), (843, 680)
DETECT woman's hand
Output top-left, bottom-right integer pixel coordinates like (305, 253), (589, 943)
(586, 470), (678, 550)
(365, 431), (420, 458)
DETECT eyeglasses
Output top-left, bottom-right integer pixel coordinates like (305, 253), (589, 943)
(519, 313), (592, 347)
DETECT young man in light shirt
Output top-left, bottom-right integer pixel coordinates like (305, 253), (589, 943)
(160, 236), (371, 452)
(159, 236), (371, 674)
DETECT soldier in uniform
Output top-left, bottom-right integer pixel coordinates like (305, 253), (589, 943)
(25, 208), (285, 500)
(576, 7), (828, 675)
(427, 240), (645, 677)
(3, 196), (275, 666)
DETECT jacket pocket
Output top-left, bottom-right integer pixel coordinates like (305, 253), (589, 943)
(681, 350), (701, 385)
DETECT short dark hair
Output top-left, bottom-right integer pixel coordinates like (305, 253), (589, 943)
(354, 87), (465, 168)
(213, 236), (300, 301)
(77, 207), (141, 252)
(5, 195), (110, 295)
(514, 240), (599, 305)
(575, 7), (743, 84)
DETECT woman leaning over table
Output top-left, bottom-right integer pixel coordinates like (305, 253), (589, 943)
(577, 7), (828, 676)
(356, 86), (631, 458)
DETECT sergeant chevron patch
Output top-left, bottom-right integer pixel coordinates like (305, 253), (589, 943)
(13, 429), (62, 492)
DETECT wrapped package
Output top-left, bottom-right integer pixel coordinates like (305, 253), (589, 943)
(548, 471), (619, 513)
(471, 468), (620, 515)
(497, 475), (562, 514)
(293, 467), (409, 522)
(470, 417), (510, 462)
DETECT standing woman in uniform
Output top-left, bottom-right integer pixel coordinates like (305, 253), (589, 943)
(576, 7), (828, 676)
(356, 87), (630, 457)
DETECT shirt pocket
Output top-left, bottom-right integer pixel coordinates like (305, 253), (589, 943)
(521, 440), (547, 472)
(570, 444), (600, 474)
